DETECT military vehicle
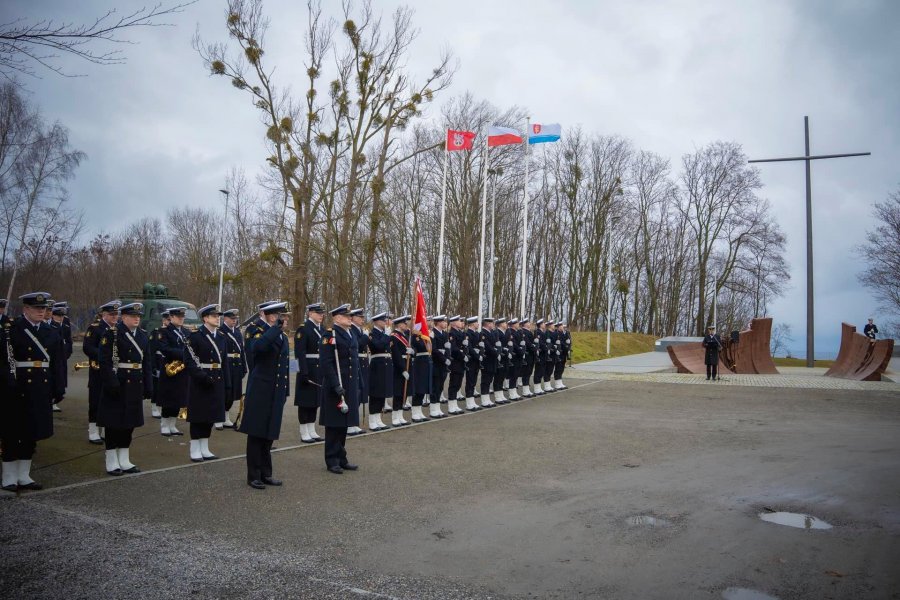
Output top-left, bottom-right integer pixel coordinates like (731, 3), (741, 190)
(119, 283), (202, 332)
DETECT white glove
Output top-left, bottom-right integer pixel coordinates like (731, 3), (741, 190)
(402, 371), (409, 380)
(494, 341), (501, 347)
(520, 341), (526, 347)
(445, 359), (451, 366)
(478, 341), (485, 348)
(464, 356), (469, 363)
(507, 341), (513, 347)
(463, 338), (469, 346)
(405, 347), (414, 355)
(444, 342), (451, 349)
(556, 351), (561, 356)
(555, 340), (560, 345)
(337, 399), (349, 414)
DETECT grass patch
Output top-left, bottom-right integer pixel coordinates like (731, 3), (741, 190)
(773, 357), (835, 368)
(569, 331), (658, 363)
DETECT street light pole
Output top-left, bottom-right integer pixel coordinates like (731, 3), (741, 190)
(217, 188), (230, 309)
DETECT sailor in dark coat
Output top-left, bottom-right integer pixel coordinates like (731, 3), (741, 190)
(702, 326), (723, 381)
(84, 300), (120, 443)
(148, 310), (170, 419)
(409, 324), (432, 423)
(366, 312), (392, 431)
(184, 304), (231, 463)
(478, 317), (499, 408)
(97, 302), (152, 475)
(554, 321), (571, 389)
(155, 307), (190, 437)
(506, 319), (523, 400)
(217, 308), (246, 429)
(463, 316), (483, 411)
(428, 315), (449, 419)
(519, 318), (535, 397)
(318, 304), (361, 474)
(295, 302), (325, 443)
(49, 302), (72, 411)
(445, 316), (466, 414)
(492, 318), (512, 404)
(543, 319), (557, 393)
(532, 319), (547, 395)
(239, 301), (290, 489)
(389, 315), (414, 426)
(1, 292), (64, 491)
(347, 308), (369, 436)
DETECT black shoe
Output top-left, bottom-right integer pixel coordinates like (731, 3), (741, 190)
(107, 469), (123, 476)
(301, 438), (316, 444)
(2, 484), (17, 492)
(327, 466), (344, 475)
(248, 480), (266, 490)
(171, 430), (184, 436)
(340, 463), (358, 471)
(411, 418), (428, 423)
(312, 436), (324, 442)
(89, 438), (104, 445)
(190, 457), (204, 463)
(122, 466), (141, 474)
(18, 481), (42, 490)
(202, 454), (219, 461)
(347, 430), (363, 436)
(262, 476), (282, 486)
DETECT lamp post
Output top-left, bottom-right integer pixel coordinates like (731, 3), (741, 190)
(605, 181), (624, 355)
(217, 188), (230, 309)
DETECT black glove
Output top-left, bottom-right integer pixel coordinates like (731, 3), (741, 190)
(334, 386), (345, 396)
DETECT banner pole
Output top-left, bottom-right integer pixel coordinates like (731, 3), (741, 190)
(478, 136), (489, 329)
(436, 143), (449, 315)
(520, 119), (531, 318)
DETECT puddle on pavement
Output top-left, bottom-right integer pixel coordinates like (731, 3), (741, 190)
(626, 515), (671, 527)
(722, 588), (779, 600)
(758, 511), (832, 530)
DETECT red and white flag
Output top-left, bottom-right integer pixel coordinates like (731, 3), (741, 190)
(446, 129), (476, 151)
(412, 277), (430, 340)
(487, 125), (523, 147)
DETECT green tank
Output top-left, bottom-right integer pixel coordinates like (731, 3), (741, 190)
(118, 283), (202, 332)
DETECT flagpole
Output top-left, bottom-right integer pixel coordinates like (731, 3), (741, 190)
(520, 118), (531, 318)
(478, 135), (489, 328)
(437, 142), (449, 315)
(488, 168), (496, 318)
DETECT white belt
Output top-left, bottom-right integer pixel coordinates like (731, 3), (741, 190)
(358, 352), (369, 357)
(305, 354), (319, 359)
(199, 363), (221, 369)
(16, 361), (49, 368)
(117, 363), (142, 370)
(227, 353), (241, 358)
(370, 353), (390, 359)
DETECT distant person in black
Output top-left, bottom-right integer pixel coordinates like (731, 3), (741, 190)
(864, 318), (878, 340)
(702, 326), (722, 381)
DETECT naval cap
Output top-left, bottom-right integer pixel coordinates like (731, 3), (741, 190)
(448, 315), (463, 322)
(99, 299), (122, 313)
(119, 302), (144, 316)
(432, 314), (447, 322)
(535, 318), (544, 325)
(306, 302), (326, 313)
(495, 317), (507, 324)
(392, 314), (411, 325)
(331, 303), (352, 317)
(371, 311), (390, 322)
(19, 292), (52, 307)
(509, 318), (519, 325)
(465, 316), (479, 324)
(198, 304), (223, 318)
(222, 308), (239, 318)
(349, 307), (365, 317)
(262, 301), (289, 315)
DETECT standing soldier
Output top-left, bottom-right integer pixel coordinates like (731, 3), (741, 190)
(348, 308), (369, 436)
(319, 304), (361, 474)
(410, 322), (432, 423)
(519, 318), (535, 397)
(156, 307), (190, 436)
(366, 312), (392, 431)
(184, 305), (231, 463)
(49, 302), (72, 412)
(295, 303), (325, 444)
(217, 308), (246, 430)
(445, 315), (466, 414)
(464, 316), (482, 411)
(532, 318), (546, 396)
(543, 319), (558, 393)
(493, 318), (512, 405)
(239, 300), (290, 490)
(702, 325), (722, 381)
(554, 321), (570, 390)
(478, 317), (498, 408)
(506, 318), (523, 400)
(0, 299), (10, 326)
(84, 300), (120, 443)
(389, 315), (413, 427)
(1, 292), (64, 491)
(148, 310), (170, 419)
(97, 302), (152, 475)
(428, 315), (449, 419)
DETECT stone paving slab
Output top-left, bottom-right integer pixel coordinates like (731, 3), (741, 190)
(586, 371), (900, 391)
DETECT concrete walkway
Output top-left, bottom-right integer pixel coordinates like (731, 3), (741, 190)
(572, 351), (676, 374)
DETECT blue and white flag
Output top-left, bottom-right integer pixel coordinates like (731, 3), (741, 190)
(527, 123), (561, 144)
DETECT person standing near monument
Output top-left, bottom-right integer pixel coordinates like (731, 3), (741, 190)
(702, 326), (723, 381)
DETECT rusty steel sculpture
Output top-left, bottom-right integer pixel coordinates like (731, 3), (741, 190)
(824, 323), (894, 381)
(667, 318), (780, 375)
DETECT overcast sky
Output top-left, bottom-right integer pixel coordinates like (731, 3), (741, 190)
(7, 0), (899, 355)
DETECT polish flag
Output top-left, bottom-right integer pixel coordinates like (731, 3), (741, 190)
(487, 125), (524, 147)
(446, 129), (476, 151)
(412, 277), (430, 340)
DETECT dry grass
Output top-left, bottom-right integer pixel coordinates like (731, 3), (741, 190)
(569, 331), (658, 364)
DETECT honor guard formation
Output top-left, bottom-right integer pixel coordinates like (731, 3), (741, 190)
(0, 293), (571, 491)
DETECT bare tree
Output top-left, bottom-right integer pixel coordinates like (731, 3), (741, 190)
(856, 187), (900, 319)
(0, 2), (195, 82)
